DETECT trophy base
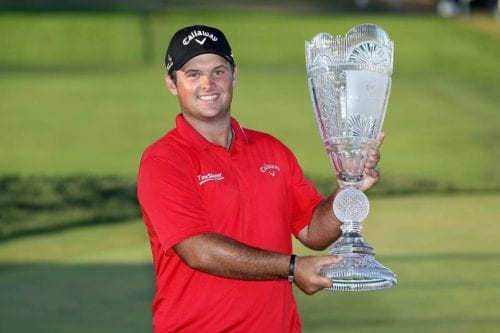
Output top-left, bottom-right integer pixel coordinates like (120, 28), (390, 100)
(320, 253), (397, 292)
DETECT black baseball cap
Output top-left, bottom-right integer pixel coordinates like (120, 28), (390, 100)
(165, 25), (234, 75)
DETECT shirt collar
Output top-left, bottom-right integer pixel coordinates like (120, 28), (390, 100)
(175, 114), (249, 152)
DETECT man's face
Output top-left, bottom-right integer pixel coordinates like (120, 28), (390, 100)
(166, 53), (237, 123)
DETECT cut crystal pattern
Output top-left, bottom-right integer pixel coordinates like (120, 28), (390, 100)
(348, 114), (377, 138)
(305, 24), (397, 292)
(305, 24), (393, 187)
(320, 253), (397, 292)
(348, 41), (391, 67)
(333, 187), (369, 223)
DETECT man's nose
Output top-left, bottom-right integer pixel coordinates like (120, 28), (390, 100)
(200, 74), (214, 88)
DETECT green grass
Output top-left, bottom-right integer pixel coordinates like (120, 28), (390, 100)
(0, 13), (144, 67)
(0, 11), (499, 189)
(1, 194), (499, 332)
(1, 9), (500, 333)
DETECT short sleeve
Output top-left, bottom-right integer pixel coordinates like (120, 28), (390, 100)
(286, 149), (325, 236)
(137, 149), (214, 254)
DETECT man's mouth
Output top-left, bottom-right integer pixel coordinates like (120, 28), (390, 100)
(198, 94), (218, 101)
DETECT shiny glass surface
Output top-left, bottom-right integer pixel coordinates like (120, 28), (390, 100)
(305, 24), (397, 291)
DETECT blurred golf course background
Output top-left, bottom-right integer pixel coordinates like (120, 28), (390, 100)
(1, 2), (499, 332)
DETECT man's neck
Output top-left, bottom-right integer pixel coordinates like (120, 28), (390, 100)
(182, 113), (233, 149)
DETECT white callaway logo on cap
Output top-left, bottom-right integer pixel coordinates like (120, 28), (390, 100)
(183, 30), (219, 46)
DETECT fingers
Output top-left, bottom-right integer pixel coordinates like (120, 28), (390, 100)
(365, 149), (380, 169)
(364, 162), (380, 180)
(364, 149), (381, 176)
(318, 254), (342, 266)
(375, 131), (385, 149)
(365, 133), (384, 166)
(360, 133), (385, 192)
(316, 256), (341, 290)
(365, 132), (385, 173)
(294, 255), (341, 295)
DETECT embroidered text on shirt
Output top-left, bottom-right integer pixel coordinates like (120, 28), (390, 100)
(198, 173), (224, 185)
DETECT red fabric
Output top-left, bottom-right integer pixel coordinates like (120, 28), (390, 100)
(137, 114), (323, 333)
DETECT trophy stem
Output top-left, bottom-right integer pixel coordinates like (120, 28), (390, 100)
(319, 187), (397, 291)
(341, 220), (362, 234)
(332, 230), (375, 256)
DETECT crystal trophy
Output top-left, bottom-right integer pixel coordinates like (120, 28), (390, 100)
(305, 24), (397, 291)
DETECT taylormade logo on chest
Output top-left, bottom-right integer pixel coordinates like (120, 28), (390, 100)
(183, 30), (218, 46)
(198, 172), (224, 185)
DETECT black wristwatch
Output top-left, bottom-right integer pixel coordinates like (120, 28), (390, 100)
(288, 254), (296, 283)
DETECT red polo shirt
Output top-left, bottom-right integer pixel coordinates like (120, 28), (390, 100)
(137, 114), (323, 333)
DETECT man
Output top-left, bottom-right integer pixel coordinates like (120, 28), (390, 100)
(137, 24), (384, 333)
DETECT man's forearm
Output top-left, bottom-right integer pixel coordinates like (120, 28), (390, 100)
(298, 192), (342, 251)
(174, 232), (341, 295)
(173, 233), (290, 280)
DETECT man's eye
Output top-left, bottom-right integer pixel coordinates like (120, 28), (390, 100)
(188, 73), (199, 78)
(214, 70), (225, 76)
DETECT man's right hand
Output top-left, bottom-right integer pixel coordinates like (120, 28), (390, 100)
(293, 255), (341, 295)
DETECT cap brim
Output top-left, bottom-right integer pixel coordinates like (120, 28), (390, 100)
(169, 50), (234, 73)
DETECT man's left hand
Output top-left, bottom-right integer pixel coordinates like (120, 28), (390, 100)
(359, 132), (385, 192)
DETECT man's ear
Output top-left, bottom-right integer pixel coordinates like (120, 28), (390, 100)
(164, 73), (178, 96)
(232, 66), (238, 88)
